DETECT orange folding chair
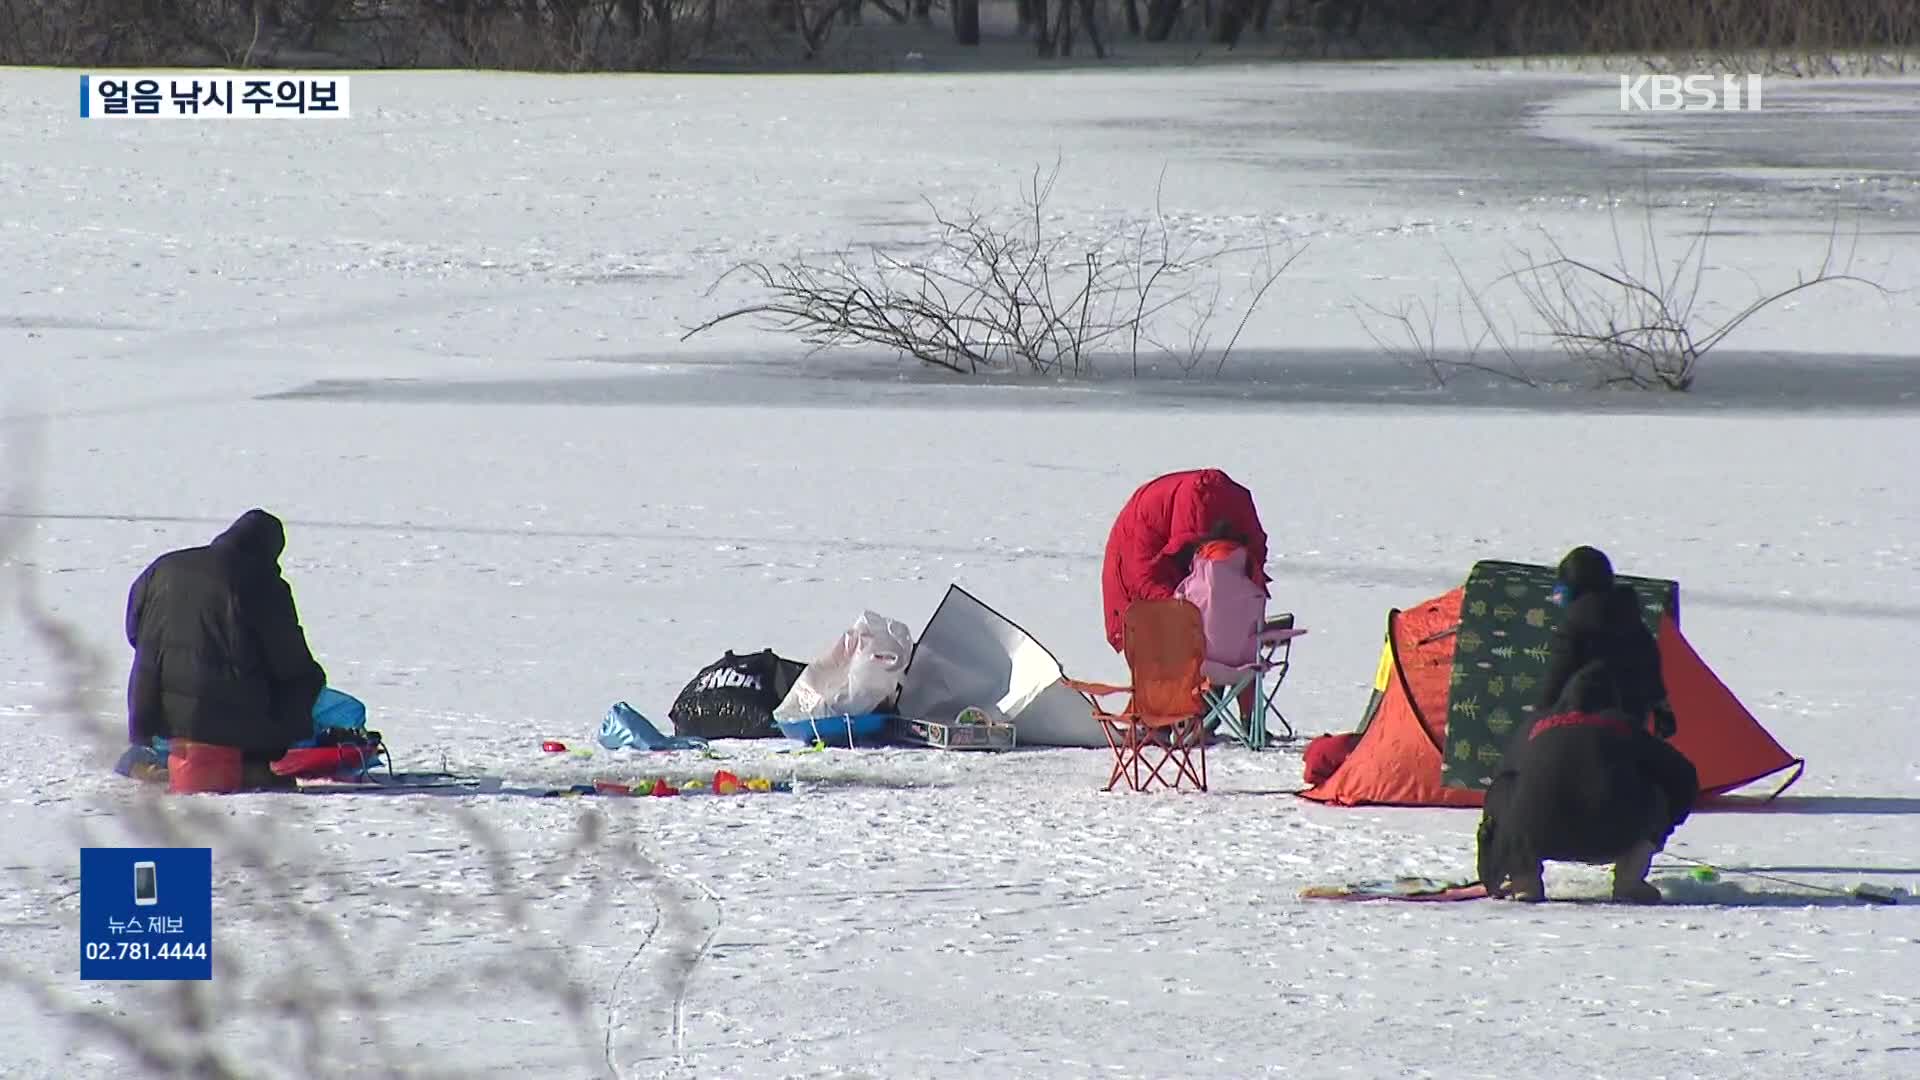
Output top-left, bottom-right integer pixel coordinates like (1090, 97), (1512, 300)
(1063, 598), (1211, 793)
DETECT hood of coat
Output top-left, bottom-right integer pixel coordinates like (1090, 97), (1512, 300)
(1191, 540), (1249, 574)
(1554, 658), (1621, 713)
(210, 508), (287, 568)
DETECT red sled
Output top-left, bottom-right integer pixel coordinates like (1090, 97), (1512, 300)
(1301, 878), (1489, 902)
(271, 744), (383, 779)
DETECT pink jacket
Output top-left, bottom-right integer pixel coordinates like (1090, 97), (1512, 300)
(1175, 544), (1267, 668)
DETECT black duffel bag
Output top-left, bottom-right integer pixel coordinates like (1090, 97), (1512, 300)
(667, 649), (808, 740)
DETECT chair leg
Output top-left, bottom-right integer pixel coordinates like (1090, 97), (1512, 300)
(1126, 723), (1151, 792)
(1206, 687), (1242, 746)
(1235, 683), (1258, 747)
(1206, 681), (1262, 750)
(1182, 718), (1198, 787)
(1139, 728), (1172, 790)
(1175, 722), (1207, 790)
(1100, 717), (1136, 792)
(1245, 679), (1266, 750)
(1172, 730), (1201, 791)
(1257, 646), (1296, 743)
(1269, 702), (1294, 741)
(1264, 680), (1295, 741)
(1110, 721), (1212, 793)
(1122, 721), (1140, 791)
(1142, 727), (1183, 791)
(1145, 721), (1208, 792)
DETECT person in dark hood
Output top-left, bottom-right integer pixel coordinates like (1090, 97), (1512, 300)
(1477, 659), (1699, 904)
(1538, 545), (1677, 739)
(126, 509), (327, 788)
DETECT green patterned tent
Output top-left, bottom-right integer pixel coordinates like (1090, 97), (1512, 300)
(1302, 559), (1802, 808)
(1440, 560), (1678, 791)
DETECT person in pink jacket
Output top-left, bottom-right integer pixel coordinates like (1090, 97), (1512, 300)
(1175, 539), (1269, 728)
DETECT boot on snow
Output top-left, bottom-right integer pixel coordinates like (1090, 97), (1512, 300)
(1501, 860), (1546, 903)
(1612, 840), (1663, 904)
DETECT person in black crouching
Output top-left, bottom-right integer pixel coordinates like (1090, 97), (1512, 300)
(126, 508), (327, 790)
(1539, 545), (1678, 740)
(1477, 660), (1699, 903)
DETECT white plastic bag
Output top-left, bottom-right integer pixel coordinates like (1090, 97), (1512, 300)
(773, 611), (916, 722)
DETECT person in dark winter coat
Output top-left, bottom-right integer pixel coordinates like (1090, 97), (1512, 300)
(1477, 659), (1700, 904)
(126, 509), (327, 775)
(1101, 469), (1269, 653)
(1539, 545), (1677, 739)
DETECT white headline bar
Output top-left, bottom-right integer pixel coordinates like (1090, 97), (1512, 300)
(80, 74), (352, 119)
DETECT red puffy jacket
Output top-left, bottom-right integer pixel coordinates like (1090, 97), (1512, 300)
(1100, 469), (1270, 651)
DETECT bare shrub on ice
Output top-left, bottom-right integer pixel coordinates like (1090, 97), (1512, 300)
(1359, 196), (1894, 393)
(1352, 247), (1542, 389)
(682, 162), (1304, 379)
(1497, 197), (1890, 391)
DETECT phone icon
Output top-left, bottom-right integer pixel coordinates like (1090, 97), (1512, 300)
(133, 861), (158, 906)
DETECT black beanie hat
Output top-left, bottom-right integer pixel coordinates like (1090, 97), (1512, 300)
(1556, 545), (1615, 599)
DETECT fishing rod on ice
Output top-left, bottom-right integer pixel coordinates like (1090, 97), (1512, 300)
(1660, 852), (1906, 905)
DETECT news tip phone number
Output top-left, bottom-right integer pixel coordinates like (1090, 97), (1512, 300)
(83, 941), (208, 962)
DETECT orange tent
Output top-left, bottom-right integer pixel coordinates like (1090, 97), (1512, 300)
(1300, 578), (1804, 809)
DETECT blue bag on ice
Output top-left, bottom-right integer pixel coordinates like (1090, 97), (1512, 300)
(308, 687), (369, 739)
(599, 701), (708, 752)
(113, 743), (169, 782)
(279, 687), (386, 778)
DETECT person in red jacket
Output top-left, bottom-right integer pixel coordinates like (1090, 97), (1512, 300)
(1101, 469), (1270, 652)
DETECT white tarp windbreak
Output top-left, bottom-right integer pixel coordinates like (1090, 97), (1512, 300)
(897, 585), (1102, 748)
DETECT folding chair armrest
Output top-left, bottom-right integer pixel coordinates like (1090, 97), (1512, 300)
(1258, 627), (1308, 645)
(1201, 661), (1269, 685)
(1062, 678), (1131, 698)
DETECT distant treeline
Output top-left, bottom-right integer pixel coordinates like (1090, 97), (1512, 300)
(2, 0), (1914, 70)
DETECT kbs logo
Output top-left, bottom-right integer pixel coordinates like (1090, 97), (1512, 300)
(1618, 74), (1764, 112)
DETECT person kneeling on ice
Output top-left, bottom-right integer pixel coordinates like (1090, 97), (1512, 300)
(1540, 545), (1678, 740)
(1477, 660), (1699, 904)
(125, 509), (328, 793)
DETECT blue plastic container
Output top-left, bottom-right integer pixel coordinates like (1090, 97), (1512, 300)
(312, 687), (368, 733)
(776, 712), (891, 745)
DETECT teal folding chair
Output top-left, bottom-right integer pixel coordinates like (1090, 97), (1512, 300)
(1201, 613), (1307, 749)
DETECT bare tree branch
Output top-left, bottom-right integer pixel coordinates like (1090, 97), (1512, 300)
(681, 163), (1304, 379)
(1487, 193), (1890, 391)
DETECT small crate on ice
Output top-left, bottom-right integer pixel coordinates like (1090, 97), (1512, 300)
(775, 712), (891, 745)
(893, 706), (1017, 751)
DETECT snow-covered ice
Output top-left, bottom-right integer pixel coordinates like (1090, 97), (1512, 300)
(1, 63), (1918, 1078)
